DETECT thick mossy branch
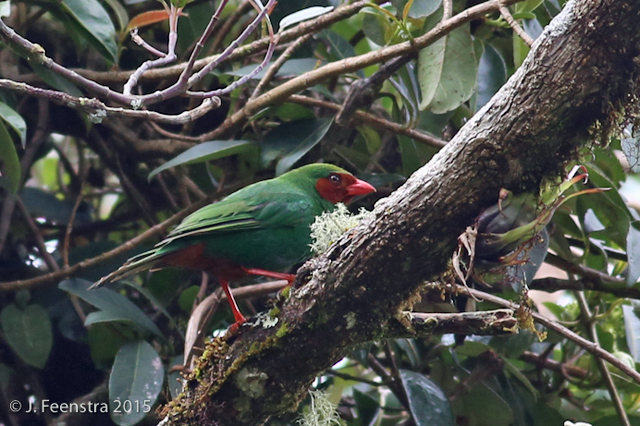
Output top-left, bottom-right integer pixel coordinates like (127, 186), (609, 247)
(161, 1), (640, 425)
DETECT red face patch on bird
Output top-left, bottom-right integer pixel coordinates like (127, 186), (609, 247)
(315, 172), (376, 204)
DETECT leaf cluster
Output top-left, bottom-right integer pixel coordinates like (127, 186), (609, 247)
(0, 0), (639, 426)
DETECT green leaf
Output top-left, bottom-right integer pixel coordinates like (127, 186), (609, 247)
(418, 20), (477, 113)
(178, 285), (199, 313)
(36, 0), (117, 62)
(0, 118), (20, 194)
(512, 12), (537, 20)
(0, 102), (26, 148)
(63, 0), (117, 62)
(103, 0), (129, 32)
(168, 355), (185, 399)
(226, 58), (324, 80)
(593, 415), (640, 426)
(353, 389), (380, 426)
(356, 172), (405, 188)
(584, 165), (632, 246)
(279, 6), (334, 30)
(503, 358), (538, 398)
(88, 323), (130, 369)
(0, 363), (15, 393)
(456, 382), (514, 425)
(623, 304), (640, 363)
(109, 341), (164, 426)
(513, 31), (530, 68)
(392, 0), (442, 18)
(274, 119), (332, 175)
(476, 43), (507, 111)
(148, 140), (255, 181)
(20, 187), (92, 225)
(0, 303), (53, 368)
(0, 1), (10, 17)
(515, 0), (545, 13)
(362, 11), (389, 46)
(29, 63), (84, 97)
(491, 331), (536, 359)
(399, 369), (454, 426)
(84, 310), (155, 330)
(627, 224), (640, 286)
(319, 30), (363, 77)
(59, 278), (164, 338)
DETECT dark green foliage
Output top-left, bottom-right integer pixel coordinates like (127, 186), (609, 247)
(0, 0), (639, 425)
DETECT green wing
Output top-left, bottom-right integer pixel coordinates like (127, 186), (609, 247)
(162, 199), (263, 244)
(161, 183), (319, 245)
(93, 177), (328, 288)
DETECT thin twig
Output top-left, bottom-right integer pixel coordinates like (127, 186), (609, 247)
(115, 155), (157, 228)
(367, 353), (410, 409)
(209, 0), (252, 54)
(63, 184), (85, 269)
(177, 0), (230, 87)
(0, 80), (222, 124)
(529, 276), (640, 299)
(574, 290), (630, 426)
(444, 285), (640, 385)
(443, 0), (453, 20)
(250, 33), (314, 100)
(148, 121), (201, 141)
(519, 351), (588, 379)
(15, 197), (59, 273)
(0, 0), (270, 109)
(327, 369), (381, 386)
(199, 0), (519, 141)
(544, 253), (624, 284)
(16, 1), (370, 86)
(0, 195), (215, 292)
(157, 174), (181, 212)
(498, 1), (534, 47)
(187, 0), (277, 90)
(124, 6), (179, 96)
(130, 28), (167, 58)
(289, 95), (446, 148)
(0, 99), (50, 254)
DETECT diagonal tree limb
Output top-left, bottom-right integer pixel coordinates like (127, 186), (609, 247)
(160, 1), (640, 425)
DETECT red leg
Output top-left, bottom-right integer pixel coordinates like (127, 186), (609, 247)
(219, 277), (246, 327)
(242, 267), (296, 285)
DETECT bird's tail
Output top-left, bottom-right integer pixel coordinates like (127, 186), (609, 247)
(90, 247), (166, 289)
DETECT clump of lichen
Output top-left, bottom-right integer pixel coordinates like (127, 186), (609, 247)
(298, 389), (342, 426)
(310, 203), (372, 254)
(516, 296), (547, 342)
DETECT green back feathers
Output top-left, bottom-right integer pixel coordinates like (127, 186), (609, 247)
(165, 163), (345, 240)
(94, 164), (350, 286)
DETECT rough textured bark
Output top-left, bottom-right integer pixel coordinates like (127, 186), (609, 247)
(161, 1), (640, 425)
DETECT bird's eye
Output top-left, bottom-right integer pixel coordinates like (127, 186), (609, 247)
(329, 174), (341, 184)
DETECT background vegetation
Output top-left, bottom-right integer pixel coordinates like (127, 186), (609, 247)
(0, 0), (639, 425)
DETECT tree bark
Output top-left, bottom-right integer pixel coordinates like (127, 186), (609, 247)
(161, 1), (640, 425)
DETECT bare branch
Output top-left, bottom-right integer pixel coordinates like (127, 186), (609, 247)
(199, 0), (518, 141)
(499, 1), (535, 47)
(0, 80), (221, 124)
(123, 4), (180, 95)
(574, 290), (630, 426)
(384, 309), (518, 338)
(457, 285), (640, 385)
(289, 95), (446, 148)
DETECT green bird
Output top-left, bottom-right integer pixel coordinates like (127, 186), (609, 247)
(92, 163), (375, 327)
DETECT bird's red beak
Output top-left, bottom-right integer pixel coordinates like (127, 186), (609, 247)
(347, 178), (376, 196)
